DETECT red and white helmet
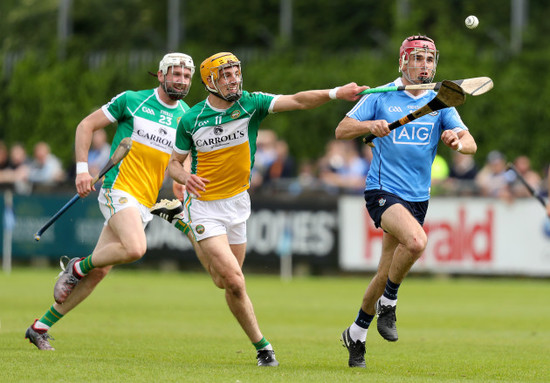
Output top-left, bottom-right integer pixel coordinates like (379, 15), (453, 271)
(398, 35), (439, 84)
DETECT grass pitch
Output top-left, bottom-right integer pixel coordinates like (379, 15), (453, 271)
(1, 267), (549, 382)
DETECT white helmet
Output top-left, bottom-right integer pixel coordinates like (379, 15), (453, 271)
(158, 53), (195, 100)
(159, 53), (195, 76)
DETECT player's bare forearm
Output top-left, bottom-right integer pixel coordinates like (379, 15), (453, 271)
(167, 153), (189, 185)
(168, 152), (209, 198)
(75, 109), (112, 163)
(441, 130), (477, 155)
(273, 82), (368, 112)
(335, 116), (389, 140)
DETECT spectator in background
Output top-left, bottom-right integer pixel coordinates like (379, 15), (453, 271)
(0, 141), (11, 188)
(475, 150), (513, 201)
(446, 151), (479, 195)
(250, 129), (278, 191)
(509, 155), (542, 198)
(88, 129), (111, 176)
(263, 139), (295, 190)
(27, 141), (66, 188)
(0, 143), (31, 194)
(0, 141), (8, 170)
(289, 159), (321, 194)
(318, 140), (369, 194)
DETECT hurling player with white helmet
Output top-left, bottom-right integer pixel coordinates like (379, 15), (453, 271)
(25, 53), (198, 351)
(336, 35), (478, 368)
(156, 51), (367, 367)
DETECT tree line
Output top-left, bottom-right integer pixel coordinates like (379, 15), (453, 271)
(1, 0), (550, 172)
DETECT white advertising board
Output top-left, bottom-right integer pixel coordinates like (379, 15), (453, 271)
(339, 196), (550, 276)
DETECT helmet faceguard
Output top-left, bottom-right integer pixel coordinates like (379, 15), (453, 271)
(399, 35), (439, 84)
(200, 52), (243, 102)
(158, 53), (195, 100)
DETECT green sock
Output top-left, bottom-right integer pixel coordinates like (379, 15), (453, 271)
(79, 254), (95, 274)
(253, 337), (270, 350)
(39, 305), (64, 327)
(175, 220), (190, 235)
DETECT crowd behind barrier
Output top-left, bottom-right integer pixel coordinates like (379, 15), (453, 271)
(1, 131), (548, 201)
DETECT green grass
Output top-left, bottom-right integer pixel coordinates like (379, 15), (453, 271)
(1, 268), (549, 382)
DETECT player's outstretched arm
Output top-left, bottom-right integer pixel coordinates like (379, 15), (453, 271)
(272, 82), (368, 113)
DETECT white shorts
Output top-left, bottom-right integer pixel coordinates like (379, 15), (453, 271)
(184, 190), (250, 244)
(98, 188), (153, 227)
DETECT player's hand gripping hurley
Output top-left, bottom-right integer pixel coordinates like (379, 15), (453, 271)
(362, 80), (466, 147)
(357, 76), (493, 97)
(34, 137), (133, 241)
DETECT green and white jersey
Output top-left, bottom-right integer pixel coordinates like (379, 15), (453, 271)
(174, 90), (279, 201)
(101, 88), (190, 207)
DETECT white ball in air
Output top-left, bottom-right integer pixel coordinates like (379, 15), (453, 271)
(465, 15), (479, 29)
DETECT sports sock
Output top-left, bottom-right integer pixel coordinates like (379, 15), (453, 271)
(175, 220), (191, 235)
(349, 322), (368, 342)
(381, 278), (400, 306)
(253, 337), (273, 351)
(350, 308), (374, 342)
(36, 305), (64, 329)
(76, 254), (95, 276)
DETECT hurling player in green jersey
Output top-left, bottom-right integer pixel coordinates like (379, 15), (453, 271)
(157, 52), (368, 366)
(25, 53), (197, 351)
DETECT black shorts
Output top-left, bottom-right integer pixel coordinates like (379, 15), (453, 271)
(364, 189), (429, 228)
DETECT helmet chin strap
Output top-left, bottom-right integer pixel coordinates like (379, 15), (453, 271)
(209, 89), (242, 102)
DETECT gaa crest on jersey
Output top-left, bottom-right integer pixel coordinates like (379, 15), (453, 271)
(378, 197), (386, 207)
(231, 110), (241, 119)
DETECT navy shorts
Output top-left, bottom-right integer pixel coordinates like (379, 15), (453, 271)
(364, 189), (429, 228)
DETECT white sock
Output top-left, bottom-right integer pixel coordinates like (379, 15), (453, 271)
(349, 322), (368, 342)
(74, 261), (87, 278)
(379, 296), (397, 307)
(33, 321), (50, 331)
(259, 343), (273, 351)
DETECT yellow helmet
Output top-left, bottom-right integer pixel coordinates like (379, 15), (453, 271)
(200, 52), (242, 101)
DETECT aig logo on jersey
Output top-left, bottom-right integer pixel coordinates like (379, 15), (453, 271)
(393, 122), (434, 145)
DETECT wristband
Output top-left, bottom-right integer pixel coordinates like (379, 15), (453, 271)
(456, 142), (463, 153)
(329, 87), (340, 100)
(76, 162), (89, 174)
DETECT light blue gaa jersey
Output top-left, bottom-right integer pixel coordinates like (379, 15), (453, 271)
(347, 78), (468, 201)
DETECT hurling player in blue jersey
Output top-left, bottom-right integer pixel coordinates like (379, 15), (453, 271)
(336, 35), (478, 368)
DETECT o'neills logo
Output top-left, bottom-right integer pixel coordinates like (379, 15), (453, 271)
(196, 130), (245, 147)
(136, 129), (173, 147)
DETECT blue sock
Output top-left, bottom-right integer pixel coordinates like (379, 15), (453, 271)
(355, 308), (375, 329)
(383, 278), (400, 300)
